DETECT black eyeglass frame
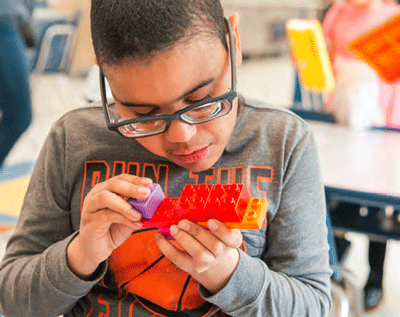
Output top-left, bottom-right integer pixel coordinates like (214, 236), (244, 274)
(100, 17), (237, 139)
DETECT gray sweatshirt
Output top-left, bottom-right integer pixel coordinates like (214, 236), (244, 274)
(0, 95), (332, 316)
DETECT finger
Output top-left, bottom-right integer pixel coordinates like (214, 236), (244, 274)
(207, 219), (243, 249)
(82, 208), (142, 234)
(169, 224), (216, 265)
(173, 220), (241, 257)
(154, 231), (194, 273)
(90, 174), (153, 199)
(109, 222), (140, 248)
(171, 220), (228, 260)
(90, 209), (142, 250)
(83, 190), (142, 222)
(115, 173), (153, 186)
(102, 209), (143, 231)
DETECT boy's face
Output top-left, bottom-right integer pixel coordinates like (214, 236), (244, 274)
(102, 36), (241, 172)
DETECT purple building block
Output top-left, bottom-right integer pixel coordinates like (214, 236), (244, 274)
(128, 183), (165, 219)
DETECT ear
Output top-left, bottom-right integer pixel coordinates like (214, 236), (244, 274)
(227, 12), (242, 68)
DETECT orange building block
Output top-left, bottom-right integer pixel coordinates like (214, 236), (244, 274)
(350, 14), (400, 83)
(199, 198), (268, 230)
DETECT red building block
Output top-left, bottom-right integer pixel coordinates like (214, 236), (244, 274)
(142, 184), (251, 229)
(177, 184), (214, 221)
(155, 198), (269, 238)
(142, 198), (181, 228)
(206, 184), (250, 222)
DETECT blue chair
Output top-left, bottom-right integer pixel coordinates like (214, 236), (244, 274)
(291, 71), (336, 123)
(25, 8), (82, 73)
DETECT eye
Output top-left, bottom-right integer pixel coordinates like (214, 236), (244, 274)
(128, 107), (159, 118)
(186, 93), (212, 104)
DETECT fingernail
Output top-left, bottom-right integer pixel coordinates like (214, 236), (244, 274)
(130, 207), (141, 218)
(141, 178), (153, 186)
(170, 225), (178, 235)
(208, 219), (218, 230)
(178, 220), (190, 231)
(138, 187), (150, 195)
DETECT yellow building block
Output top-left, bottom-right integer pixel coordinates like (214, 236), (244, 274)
(199, 198), (268, 230)
(350, 14), (400, 83)
(286, 19), (335, 92)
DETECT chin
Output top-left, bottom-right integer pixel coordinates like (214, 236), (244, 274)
(174, 157), (218, 173)
(178, 161), (213, 173)
(187, 164), (213, 173)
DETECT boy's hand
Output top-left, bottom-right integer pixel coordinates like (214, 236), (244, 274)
(67, 174), (152, 280)
(155, 219), (243, 294)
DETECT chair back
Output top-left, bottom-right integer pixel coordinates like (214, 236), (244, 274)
(29, 9), (82, 73)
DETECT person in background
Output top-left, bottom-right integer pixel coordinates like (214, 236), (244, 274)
(0, 0), (33, 168)
(323, 0), (400, 129)
(0, 1), (332, 316)
(323, 0), (400, 311)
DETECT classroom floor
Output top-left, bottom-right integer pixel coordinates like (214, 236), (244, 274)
(2, 56), (400, 317)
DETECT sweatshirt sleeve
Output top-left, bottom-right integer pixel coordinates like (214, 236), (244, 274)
(200, 126), (332, 316)
(0, 122), (107, 317)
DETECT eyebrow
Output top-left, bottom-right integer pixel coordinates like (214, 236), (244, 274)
(115, 78), (216, 108)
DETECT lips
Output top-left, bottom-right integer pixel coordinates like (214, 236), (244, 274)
(174, 145), (211, 164)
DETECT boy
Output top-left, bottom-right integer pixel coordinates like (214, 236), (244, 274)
(0, 1), (332, 316)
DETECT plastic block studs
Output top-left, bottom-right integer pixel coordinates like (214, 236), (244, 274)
(174, 184), (250, 223)
(138, 184), (268, 239)
(206, 184), (250, 222)
(128, 183), (165, 219)
(198, 198), (268, 230)
(142, 198), (181, 228)
(228, 198), (268, 229)
(142, 184), (256, 230)
(176, 184), (213, 221)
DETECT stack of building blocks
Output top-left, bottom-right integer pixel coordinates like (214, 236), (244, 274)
(128, 184), (268, 239)
(350, 14), (400, 83)
(286, 19), (335, 93)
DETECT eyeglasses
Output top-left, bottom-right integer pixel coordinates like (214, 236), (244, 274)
(100, 17), (237, 138)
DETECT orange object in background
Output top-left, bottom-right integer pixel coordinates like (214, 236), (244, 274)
(350, 14), (400, 83)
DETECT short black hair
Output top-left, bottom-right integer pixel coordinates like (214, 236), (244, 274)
(91, 0), (227, 66)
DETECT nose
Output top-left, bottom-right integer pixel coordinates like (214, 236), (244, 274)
(164, 119), (197, 143)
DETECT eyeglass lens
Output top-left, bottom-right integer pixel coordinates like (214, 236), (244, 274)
(114, 99), (231, 137)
